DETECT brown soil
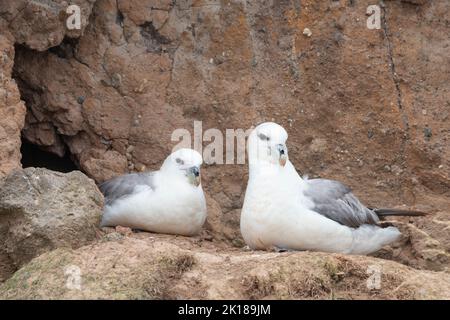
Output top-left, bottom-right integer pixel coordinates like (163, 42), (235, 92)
(1, 231), (449, 300)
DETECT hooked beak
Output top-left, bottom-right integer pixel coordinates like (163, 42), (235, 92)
(186, 166), (201, 187)
(277, 144), (288, 167)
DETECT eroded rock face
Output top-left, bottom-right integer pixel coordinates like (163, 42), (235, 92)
(9, 0), (449, 227)
(0, 168), (103, 281)
(0, 235), (448, 300)
(0, 0), (96, 177)
(373, 214), (450, 272)
(0, 0), (95, 51)
(0, 0), (448, 283)
(0, 33), (26, 177)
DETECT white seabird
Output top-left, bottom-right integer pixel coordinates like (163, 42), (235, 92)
(100, 148), (207, 236)
(240, 122), (426, 255)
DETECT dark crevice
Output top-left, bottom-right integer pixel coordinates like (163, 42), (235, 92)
(20, 138), (78, 173)
(381, 3), (411, 179)
(48, 37), (90, 68)
(12, 45), (44, 94)
(140, 21), (172, 53)
(12, 44), (80, 174)
(48, 37), (79, 59)
(381, 4), (409, 132)
(116, 9), (124, 26)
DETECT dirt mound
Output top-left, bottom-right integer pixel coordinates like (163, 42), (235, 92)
(1, 232), (448, 300)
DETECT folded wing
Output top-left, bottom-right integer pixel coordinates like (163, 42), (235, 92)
(100, 172), (156, 206)
(303, 178), (379, 228)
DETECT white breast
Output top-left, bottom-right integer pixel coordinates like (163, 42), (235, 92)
(241, 162), (354, 253)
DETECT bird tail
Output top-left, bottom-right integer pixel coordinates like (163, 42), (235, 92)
(372, 208), (428, 217)
(349, 225), (401, 255)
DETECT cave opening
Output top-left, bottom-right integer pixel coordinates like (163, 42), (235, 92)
(20, 138), (78, 173)
(13, 44), (79, 174)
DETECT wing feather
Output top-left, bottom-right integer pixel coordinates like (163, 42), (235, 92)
(99, 172), (156, 206)
(303, 178), (379, 228)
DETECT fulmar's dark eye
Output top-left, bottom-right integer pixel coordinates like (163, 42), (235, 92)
(175, 158), (184, 165)
(258, 133), (270, 141)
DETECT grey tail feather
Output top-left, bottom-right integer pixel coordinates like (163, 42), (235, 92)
(372, 208), (428, 217)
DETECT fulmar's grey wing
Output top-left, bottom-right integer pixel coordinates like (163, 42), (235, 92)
(100, 172), (156, 206)
(303, 178), (379, 228)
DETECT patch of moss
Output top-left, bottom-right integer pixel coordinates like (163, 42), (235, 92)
(158, 253), (196, 277)
(323, 260), (346, 283)
(241, 273), (276, 299)
(0, 248), (73, 299)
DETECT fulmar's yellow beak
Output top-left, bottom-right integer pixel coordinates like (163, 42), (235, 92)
(279, 155), (287, 167)
(277, 144), (288, 167)
(187, 166), (201, 187)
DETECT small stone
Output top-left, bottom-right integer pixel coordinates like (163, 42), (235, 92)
(102, 232), (124, 242)
(423, 127), (432, 139)
(77, 96), (85, 104)
(135, 79), (147, 93)
(303, 28), (312, 37)
(202, 234), (213, 241)
(136, 164), (146, 172)
(376, 181), (386, 188)
(231, 238), (245, 248)
(115, 226), (133, 236)
(111, 73), (122, 88)
(100, 138), (112, 146)
(288, 118), (293, 127)
(391, 165), (403, 176)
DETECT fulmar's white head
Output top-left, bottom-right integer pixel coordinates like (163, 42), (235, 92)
(161, 148), (203, 186)
(248, 122), (288, 168)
